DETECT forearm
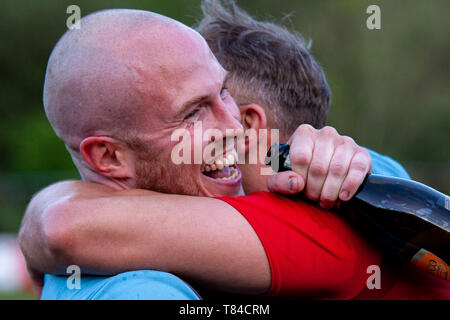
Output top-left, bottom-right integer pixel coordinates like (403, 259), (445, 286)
(19, 181), (149, 275)
(19, 181), (270, 294)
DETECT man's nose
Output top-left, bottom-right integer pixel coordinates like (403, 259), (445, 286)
(214, 109), (242, 153)
(216, 99), (243, 132)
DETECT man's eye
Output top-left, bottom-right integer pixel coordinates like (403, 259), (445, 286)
(220, 88), (229, 99)
(184, 108), (199, 120)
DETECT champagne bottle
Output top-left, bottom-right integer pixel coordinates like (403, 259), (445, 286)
(266, 143), (450, 280)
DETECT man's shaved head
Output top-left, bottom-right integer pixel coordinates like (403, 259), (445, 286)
(43, 8), (244, 197)
(44, 9), (196, 154)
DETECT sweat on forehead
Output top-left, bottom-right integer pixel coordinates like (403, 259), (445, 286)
(43, 9), (206, 150)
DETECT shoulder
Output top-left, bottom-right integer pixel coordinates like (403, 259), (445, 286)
(217, 192), (382, 298)
(41, 271), (200, 300)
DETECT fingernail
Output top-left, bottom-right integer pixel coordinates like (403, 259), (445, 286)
(340, 191), (349, 200)
(288, 176), (298, 192)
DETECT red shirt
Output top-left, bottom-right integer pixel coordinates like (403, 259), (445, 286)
(218, 191), (450, 299)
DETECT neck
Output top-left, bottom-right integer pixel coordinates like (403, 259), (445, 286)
(79, 166), (132, 191)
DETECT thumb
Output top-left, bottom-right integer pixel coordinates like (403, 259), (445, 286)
(267, 171), (305, 194)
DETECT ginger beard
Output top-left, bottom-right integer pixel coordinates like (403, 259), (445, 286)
(134, 145), (203, 196)
(133, 138), (243, 197)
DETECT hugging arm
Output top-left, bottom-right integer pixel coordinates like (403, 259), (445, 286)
(19, 181), (271, 297)
(19, 124), (373, 298)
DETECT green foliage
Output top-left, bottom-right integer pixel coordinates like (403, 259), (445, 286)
(0, 292), (36, 300)
(0, 0), (449, 232)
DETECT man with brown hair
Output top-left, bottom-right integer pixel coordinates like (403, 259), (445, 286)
(199, 0), (331, 138)
(197, 0), (410, 200)
(19, 2), (431, 300)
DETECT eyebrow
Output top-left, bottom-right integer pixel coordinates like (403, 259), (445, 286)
(176, 71), (231, 119)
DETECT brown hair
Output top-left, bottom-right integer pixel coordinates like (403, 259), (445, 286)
(197, 0), (331, 139)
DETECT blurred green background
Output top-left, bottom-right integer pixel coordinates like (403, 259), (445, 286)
(0, 0), (449, 234)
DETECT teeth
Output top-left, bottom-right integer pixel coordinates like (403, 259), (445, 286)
(215, 160), (224, 170)
(232, 150), (239, 162)
(201, 149), (239, 172)
(227, 154), (235, 166)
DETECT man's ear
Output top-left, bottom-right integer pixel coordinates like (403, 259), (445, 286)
(80, 136), (135, 179)
(240, 104), (267, 131)
(239, 104), (268, 153)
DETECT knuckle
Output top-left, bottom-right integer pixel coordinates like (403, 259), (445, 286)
(273, 177), (284, 191)
(329, 162), (347, 176)
(351, 159), (369, 172)
(300, 123), (314, 131)
(320, 126), (337, 137)
(273, 182), (281, 191)
(340, 136), (356, 146)
(309, 162), (327, 177)
(290, 150), (311, 167)
(358, 147), (370, 158)
(296, 124), (315, 136)
(272, 178), (280, 190)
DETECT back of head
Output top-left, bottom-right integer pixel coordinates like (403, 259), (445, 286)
(197, 0), (331, 139)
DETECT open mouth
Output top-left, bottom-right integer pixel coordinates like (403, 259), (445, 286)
(201, 150), (240, 182)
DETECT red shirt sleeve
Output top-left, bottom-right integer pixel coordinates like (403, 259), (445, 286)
(217, 191), (383, 299)
(217, 191), (450, 299)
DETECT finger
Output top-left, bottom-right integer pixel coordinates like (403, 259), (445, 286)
(319, 139), (355, 209)
(304, 127), (337, 201)
(267, 171), (305, 194)
(339, 148), (371, 201)
(288, 125), (315, 184)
